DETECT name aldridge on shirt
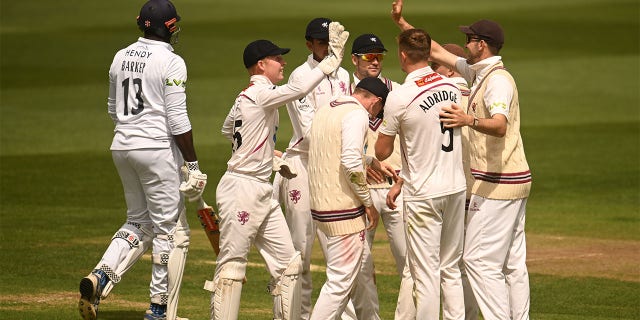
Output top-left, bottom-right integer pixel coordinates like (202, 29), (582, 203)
(419, 90), (458, 113)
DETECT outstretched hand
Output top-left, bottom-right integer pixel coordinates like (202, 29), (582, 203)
(391, 0), (414, 31)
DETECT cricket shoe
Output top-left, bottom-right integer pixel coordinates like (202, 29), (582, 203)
(143, 309), (189, 320)
(78, 271), (107, 320)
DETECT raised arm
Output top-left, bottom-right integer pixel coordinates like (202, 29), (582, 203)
(391, 0), (414, 31)
(391, 0), (461, 71)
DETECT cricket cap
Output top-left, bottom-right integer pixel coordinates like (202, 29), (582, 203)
(243, 40), (290, 68)
(356, 77), (389, 106)
(459, 19), (504, 47)
(351, 33), (387, 54)
(305, 17), (331, 40)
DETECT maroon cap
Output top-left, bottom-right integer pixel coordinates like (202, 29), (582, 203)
(442, 43), (467, 59)
(459, 19), (504, 47)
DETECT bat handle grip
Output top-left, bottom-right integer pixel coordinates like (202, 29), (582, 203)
(197, 197), (207, 209)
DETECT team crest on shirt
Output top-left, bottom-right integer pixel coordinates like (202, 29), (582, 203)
(289, 189), (301, 204)
(339, 81), (348, 94)
(469, 201), (480, 212)
(237, 211), (250, 225)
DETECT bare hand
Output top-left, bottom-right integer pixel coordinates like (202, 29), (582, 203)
(391, 0), (413, 31)
(366, 166), (385, 184)
(365, 205), (380, 231)
(391, 0), (403, 25)
(386, 179), (403, 209)
(371, 158), (397, 182)
(440, 103), (471, 128)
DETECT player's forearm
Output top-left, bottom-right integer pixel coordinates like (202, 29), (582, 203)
(395, 16), (413, 31)
(174, 130), (198, 162)
(261, 68), (325, 109)
(469, 114), (507, 137)
(345, 169), (373, 207)
(374, 134), (395, 161)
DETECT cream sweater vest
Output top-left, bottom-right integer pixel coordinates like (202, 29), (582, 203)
(467, 62), (532, 199)
(309, 99), (366, 236)
(454, 78), (473, 200)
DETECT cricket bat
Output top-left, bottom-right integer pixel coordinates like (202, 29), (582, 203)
(196, 197), (220, 256)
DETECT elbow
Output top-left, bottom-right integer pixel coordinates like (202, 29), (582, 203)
(375, 150), (390, 161)
(494, 124), (507, 138)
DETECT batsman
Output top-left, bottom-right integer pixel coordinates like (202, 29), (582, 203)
(78, 1), (207, 319)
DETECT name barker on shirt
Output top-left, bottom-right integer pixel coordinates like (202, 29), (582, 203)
(121, 49), (152, 73)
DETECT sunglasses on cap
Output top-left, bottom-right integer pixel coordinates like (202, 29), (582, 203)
(466, 34), (488, 44)
(355, 53), (385, 62)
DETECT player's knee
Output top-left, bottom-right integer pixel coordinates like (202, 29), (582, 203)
(282, 252), (302, 276)
(219, 261), (247, 282)
(112, 222), (152, 248)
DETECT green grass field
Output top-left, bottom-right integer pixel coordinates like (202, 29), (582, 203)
(1, 0), (639, 319)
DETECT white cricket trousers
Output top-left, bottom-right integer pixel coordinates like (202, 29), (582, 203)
(362, 188), (415, 319)
(214, 171), (298, 293)
(105, 148), (184, 298)
(310, 230), (367, 320)
(405, 191), (466, 320)
(464, 196), (529, 320)
(275, 153), (317, 319)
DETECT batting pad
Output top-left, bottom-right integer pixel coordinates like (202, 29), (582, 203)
(272, 253), (302, 320)
(206, 261), (245, 320)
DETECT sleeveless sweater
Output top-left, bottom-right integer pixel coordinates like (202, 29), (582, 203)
(309, 98), (367, 236)
(467, 62), (531, 199)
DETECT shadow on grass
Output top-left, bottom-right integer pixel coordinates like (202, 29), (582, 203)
(94, 310), (142, 320)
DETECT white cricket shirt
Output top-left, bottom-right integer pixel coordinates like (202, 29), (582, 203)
(455, 56), (513, 119)
(109, 37), (191, 150)
(379, 66), (466, 200)
(284, 54), (350, 155)
(222, 70), (325, 182)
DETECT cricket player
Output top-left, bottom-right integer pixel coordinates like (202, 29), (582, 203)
(272, 17), (350, 320)
(308, 77), (395, 320)
(349, 33), (416, 319)
(392, 1), (533, 319)
(208, 22), (350, 320)
(430, 43), (480, 320)
(376, 28), (466, 320)
(78, 1), (206, 320)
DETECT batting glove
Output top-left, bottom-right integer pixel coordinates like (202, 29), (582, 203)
(318, 22), (349, 75)
(179, 161), (207, 202)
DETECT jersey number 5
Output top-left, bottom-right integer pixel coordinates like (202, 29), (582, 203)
(122, 77), (144, 116)
(232, 120), (243, 152)
(439, 116), (453, 152)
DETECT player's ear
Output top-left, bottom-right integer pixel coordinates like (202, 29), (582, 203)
(256, 59), (266, 73)
(399, 50), (407, 63)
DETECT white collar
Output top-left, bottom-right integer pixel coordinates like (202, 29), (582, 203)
(138, 37), (174, 52)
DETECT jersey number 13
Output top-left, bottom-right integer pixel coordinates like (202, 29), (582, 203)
(121, 77), (145, 116)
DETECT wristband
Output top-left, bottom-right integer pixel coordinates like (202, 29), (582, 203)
(186, 161), (200, 172)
